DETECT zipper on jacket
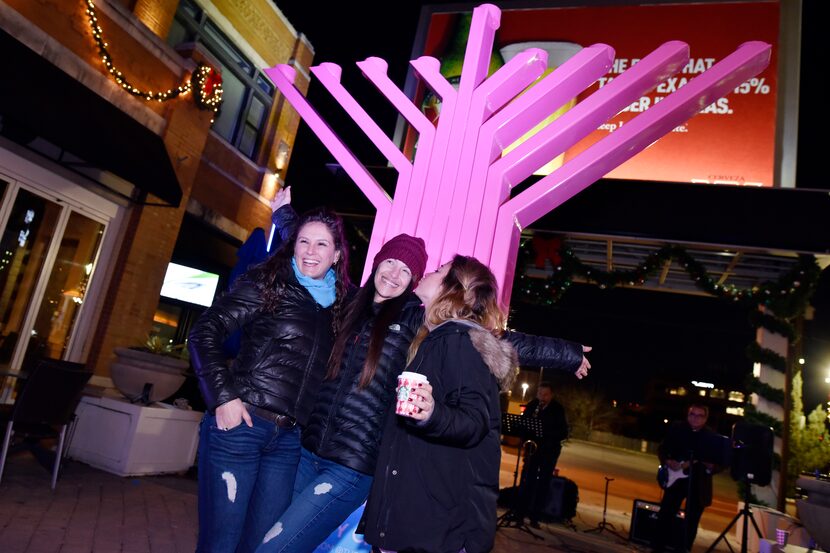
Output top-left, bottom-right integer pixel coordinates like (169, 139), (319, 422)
(319, 316), (371, 449)
(295, 301), (322, 418)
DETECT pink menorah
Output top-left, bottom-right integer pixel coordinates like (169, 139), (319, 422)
(264, 3), (770, 306)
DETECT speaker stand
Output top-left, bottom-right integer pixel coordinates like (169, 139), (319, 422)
(584, 476), (627, 540)
(704, 476), (763, 553)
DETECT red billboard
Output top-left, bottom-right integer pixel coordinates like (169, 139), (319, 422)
(406, 1), (780, 187)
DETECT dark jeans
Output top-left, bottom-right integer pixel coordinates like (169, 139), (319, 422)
(196, 413), (301, 553)
(517, 445), (561, 522)
(653, 477), (705, 552)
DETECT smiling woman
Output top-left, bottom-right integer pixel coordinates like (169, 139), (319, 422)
(187, 206), (351, 553)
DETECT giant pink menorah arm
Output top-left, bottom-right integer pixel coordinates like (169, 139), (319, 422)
(419, 3), (501, 266)
(410, 55), (459, 244)
(490, 41), (772, 305)
(264, 64), (394, 284)
(264, 65), (390, 212)
(460, 44), (616, 260)
(439, 48), (550, 262)
(311, 63), (411, 173)
(309, 62), (415, 276)
(357, 57), (436, 238)
(474, 41), (689, 264)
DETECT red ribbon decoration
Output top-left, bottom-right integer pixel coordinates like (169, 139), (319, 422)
(532, 236), (562, 269)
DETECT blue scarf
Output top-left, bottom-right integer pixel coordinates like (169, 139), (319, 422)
(291, 258), (337, 308)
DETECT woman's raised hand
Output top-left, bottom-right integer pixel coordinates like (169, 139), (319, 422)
(270, 185), (291, 213)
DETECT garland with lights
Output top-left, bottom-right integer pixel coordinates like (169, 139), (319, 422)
(748, 310), (796, 341)
(745, 374), (786, 406)
(745, 342), (787, 373)
(515, 239), (819, 315)
(514, 236), (821, 432)
(84, 0), (222, 117)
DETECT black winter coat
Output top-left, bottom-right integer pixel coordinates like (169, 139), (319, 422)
(302, 293), (423, 475)
(522, 397), (568, 452)
(302, 293), (585, 477)
(658, 422), (719, 506)
(188, 273), (335, 427)
(363, 321), (518, 553)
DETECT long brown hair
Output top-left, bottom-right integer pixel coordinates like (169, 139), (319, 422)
(326, 276), (414, 388)
(248, 208), (351, 330)
(408, 254), (506, 361)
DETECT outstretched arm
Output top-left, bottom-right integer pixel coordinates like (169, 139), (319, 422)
(503, 330), (591, 379)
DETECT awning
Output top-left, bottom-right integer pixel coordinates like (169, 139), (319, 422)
(0, 29), (182, 207)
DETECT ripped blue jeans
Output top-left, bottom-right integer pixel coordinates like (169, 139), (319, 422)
(254, 448), (373, 553)
(196, 413), (301, 553)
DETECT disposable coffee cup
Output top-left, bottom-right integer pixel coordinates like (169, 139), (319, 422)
(396, 371), (429, 417)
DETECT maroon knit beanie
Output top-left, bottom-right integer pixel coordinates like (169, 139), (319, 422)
(372, 234), (428, 285)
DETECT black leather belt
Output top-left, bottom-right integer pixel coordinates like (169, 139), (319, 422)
(243, 403), (297, 429)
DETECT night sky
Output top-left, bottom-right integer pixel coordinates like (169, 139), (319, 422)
(273, 1), (830, 413)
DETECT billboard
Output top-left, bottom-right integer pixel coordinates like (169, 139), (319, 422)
(404, 1), (780, 187)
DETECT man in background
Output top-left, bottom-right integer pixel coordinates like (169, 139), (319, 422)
(517, 381), (569, 527)
(653, 403), (721, 552)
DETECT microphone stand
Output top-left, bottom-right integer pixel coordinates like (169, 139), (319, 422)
(584, 476), (627, 540)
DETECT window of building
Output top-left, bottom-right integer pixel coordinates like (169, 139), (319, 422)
(167, 0), (275, 160)
(728, 391), (745, 403)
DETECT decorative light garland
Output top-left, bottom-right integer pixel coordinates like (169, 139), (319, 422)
(513, 237), (822, 422)
(514, 239), (820, 317)
(84, 0), (223, 120)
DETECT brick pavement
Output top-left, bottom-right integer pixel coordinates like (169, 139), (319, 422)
(1, 450), (724, 553)
(0, 454), (198, 553)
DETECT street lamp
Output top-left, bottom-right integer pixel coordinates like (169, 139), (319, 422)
(521, 382), (529, 400)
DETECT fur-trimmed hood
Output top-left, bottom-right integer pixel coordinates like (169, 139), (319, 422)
(468, 328), (519, 390)
(430, 319), (518, 390)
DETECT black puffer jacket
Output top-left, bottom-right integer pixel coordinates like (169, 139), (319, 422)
(302, 293), (423, 475)
(302, 290), (584, 475)
(363, 321), (517, 553)
(188, 273), (335, 427)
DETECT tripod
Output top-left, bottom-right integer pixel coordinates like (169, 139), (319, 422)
(704, 475), (762, 553)
(497, 413), (544, 540)
(584, 476), (627, 539)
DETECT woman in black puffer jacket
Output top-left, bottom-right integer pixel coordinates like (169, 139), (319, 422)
(188, 207), (350, 553)
(254, 230), (591, 553)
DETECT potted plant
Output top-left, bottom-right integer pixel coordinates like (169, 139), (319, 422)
(110, 335), (189, 404)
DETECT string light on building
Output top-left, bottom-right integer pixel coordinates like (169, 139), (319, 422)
(84, 0), (222, 120)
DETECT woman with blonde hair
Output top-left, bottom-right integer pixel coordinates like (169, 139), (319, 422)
(363, 254), (520, 553)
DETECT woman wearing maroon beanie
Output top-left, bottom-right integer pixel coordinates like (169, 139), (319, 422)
(254, 196), (590, 553)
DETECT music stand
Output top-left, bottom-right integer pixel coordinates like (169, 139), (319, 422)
(497, 413), (544, 540)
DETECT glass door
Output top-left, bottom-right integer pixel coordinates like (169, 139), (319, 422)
(0, 174), (109, 402)
(21, 211), (105, 368)
(0, 187), (63, 368)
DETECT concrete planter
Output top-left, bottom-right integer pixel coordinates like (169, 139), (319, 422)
(110, 346), (189, 403)
(795, 475), (830, 551)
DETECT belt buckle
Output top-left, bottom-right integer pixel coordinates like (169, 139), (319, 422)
(277, 414), (296, 429)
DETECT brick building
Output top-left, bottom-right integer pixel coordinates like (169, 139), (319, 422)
(0, 0), (312, 391)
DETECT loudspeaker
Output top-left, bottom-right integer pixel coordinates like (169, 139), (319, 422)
(629, 499), (685, 550)
(540, 476), (578, 521)
(730, 420), (774, 486)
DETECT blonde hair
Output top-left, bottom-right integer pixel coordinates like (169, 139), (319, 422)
(408, 255), (506, 362)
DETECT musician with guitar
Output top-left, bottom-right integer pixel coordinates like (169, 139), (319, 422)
(653, 403), (722, 553)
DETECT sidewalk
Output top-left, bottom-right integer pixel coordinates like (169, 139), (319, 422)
(0, 451), (730, 553)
